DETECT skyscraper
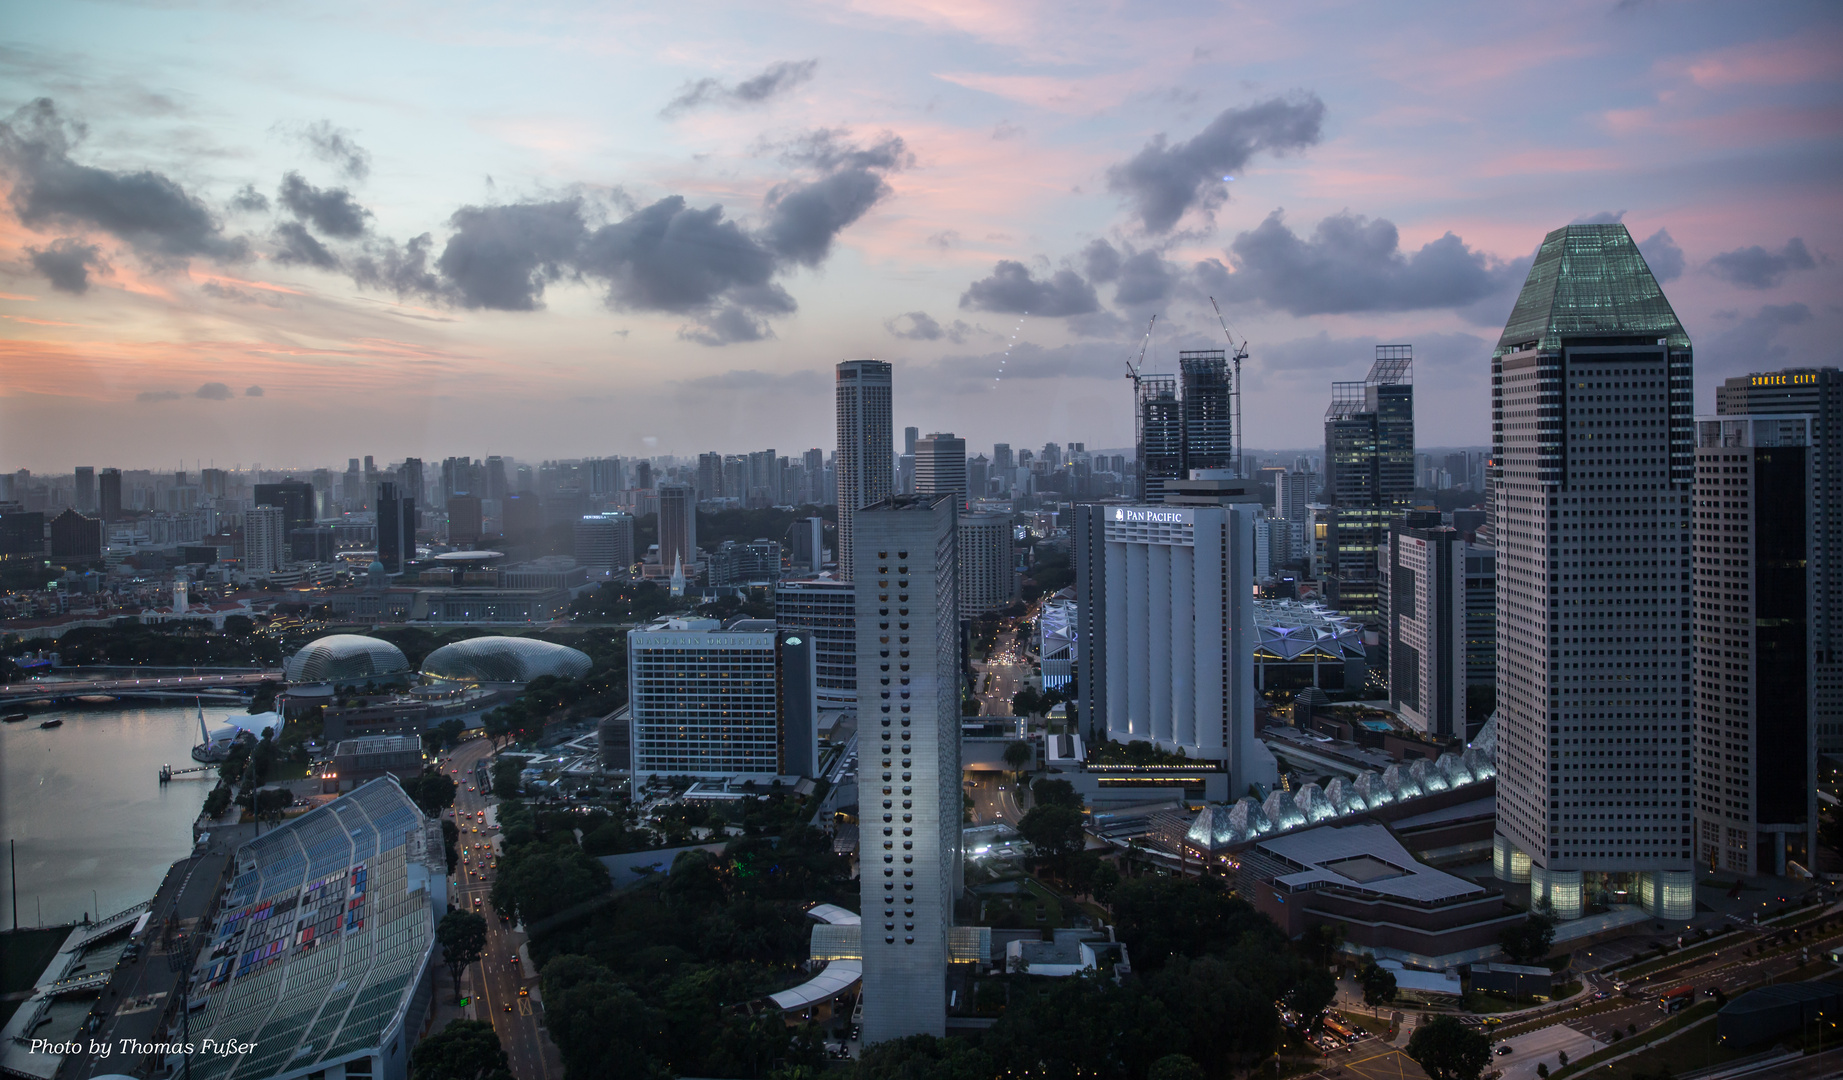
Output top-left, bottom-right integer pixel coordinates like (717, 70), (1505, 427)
(576, 512), (636, 577)
(74, 466), (94, 513)
(904, 426), (919, 456)
(957, 513), (1014, 618)
(1383, 519), (1465, 740)
(776, 575), (856, 708)
(914, 432), (968, 509)
(244, 504), (288, 575)
(448, 495), (483, 545)
(1132, 375), (1182, 502)
(1071, 496), (1279, 795)
(628, 618), (816, 782)
(255, 480), (316, 537)
(1715, 368), (1843, 753)
(1321, 347), (1414, 619)
(657, 482), (698, 571)
(376, 481), (416, 574)
(835, 360), (894, 582)
(854, 493), (959, 1045)
(98, 467), (122, 523)
(1490, 222), (1695, 921)
(1180, 349), (1236, 474)
(1692, 415), (1815, 876)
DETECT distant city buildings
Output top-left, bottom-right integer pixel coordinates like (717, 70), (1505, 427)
(956, 512), (1015, 617)
(575, 512), (636, 577)
(914, 432), (968, 509)
(1381, 516), (1466, 740)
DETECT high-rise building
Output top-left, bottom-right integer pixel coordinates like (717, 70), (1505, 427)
(957, 513), (1014, 618)
(656, 482), (698, 572)
(376, 482), (416, 574)
(1692, 415), (1815, 876)
(787, 516), (824, 574)
(1490, 222), (1695, 921)
(1382, 520), (1465, 740)
(628, 618), (817, 782)
(835, 360), (894, 582)
(48, 508), (102, 560)
(447, 495), (483, 546)
(398, 458), (425, 510)
(854, 493), (960, 1045)
(914, 432), (968, 509)
(1465, 542), (1497, 729)
(244, 504), (289, 575)
(966, 455), (989, 501)
(576, 513), (636, 577)
(73, 466), (94, 513)
(0, 508), (45, 559)
(1321, 348), (1414, 620)
(633, 459), (654, 492)
(904, 426), (919, 456)
(1132, 375), (1182, 502)
(776, 575), (856, 708)
(255, 480), (317, 537)
(993, 443), (1013, 472)
(1180, 350), (1236, 474)
(801, 449), (825, 504)
(98, 468), (122, 522)
(1715, 368), (1843, 753)
(1071, 499), (1280, 793)
(485, 456), (509, 502)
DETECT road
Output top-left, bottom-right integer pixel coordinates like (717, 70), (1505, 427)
(967, 771), (1025, 827)
(974, 623), (1030, 721)
(0, 671), (282, 700)
(440, 737), (562, 1080)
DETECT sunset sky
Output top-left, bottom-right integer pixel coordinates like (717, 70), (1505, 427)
(0, 0), (1838, 471)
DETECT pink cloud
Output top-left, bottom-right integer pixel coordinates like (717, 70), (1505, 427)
(1685, 31), (1843, 89)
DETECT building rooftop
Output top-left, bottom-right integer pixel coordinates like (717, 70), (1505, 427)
(185, 779), (443, 1080)
(1257, 823), (1485, 904)
(1497, 222), (1689, 354)
(333, 735), (423, 757)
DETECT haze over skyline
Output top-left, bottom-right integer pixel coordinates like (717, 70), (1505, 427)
(0, 0), (1837, 471)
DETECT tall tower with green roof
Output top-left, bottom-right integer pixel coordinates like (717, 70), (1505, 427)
(1489, 222), (1696, 921)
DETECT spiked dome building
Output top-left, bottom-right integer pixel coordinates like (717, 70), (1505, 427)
(1489, 223), (1696, 921)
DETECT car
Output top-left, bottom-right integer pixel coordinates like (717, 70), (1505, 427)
(1495, 1046), (1513, 1056)
(504, 1002), (513, 1013)
(519, 987), (529, 997)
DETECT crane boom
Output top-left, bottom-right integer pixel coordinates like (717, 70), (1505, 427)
(1208, 298), (1248, 476)
(1123, 314), (1157, 385)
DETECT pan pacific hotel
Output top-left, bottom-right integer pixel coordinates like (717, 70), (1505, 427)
(1074, 481), (1281, 800)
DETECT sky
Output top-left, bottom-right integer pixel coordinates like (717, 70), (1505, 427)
(0, 0), (1838, 472)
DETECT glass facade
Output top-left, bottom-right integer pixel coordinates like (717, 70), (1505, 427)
(420, 636), (592, 684)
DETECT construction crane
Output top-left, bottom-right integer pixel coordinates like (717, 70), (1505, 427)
(1208, 297), (1249, 476)
(1122, 314), (1157, 385)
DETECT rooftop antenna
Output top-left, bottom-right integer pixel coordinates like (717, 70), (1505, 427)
(1208, 297), (1249, 477)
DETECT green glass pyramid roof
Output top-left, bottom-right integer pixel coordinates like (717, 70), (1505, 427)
(1497, 223), (1689, 354)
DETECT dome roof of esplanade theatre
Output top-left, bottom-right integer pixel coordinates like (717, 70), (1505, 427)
(420, 636), (593, 685)
(283, 634), (411, 684)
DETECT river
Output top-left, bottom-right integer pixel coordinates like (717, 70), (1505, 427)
(0, 701), (217, 928)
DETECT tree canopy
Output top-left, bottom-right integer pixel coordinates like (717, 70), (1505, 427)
(410, 1020), (514, 1080)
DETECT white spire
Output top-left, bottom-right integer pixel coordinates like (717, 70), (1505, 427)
(669, 552), (686, 597)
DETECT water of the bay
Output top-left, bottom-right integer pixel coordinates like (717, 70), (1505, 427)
(0, 701), (215, 928)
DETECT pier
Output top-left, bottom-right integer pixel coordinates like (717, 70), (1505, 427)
(157, 763), (218, 782)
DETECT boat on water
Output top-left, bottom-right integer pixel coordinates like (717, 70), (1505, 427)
(2, 711), (27, 723)
(39, 718), (63, 729)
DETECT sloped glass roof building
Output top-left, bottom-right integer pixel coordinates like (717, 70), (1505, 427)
(283, 634), (411, 685)
(420, 636), (592, 685)
(185, 778), (443, 1080)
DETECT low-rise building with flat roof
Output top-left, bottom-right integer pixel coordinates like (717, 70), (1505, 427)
(325, 735), (425, 793)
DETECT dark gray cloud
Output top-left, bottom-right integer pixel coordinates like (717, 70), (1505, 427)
(0, 97), (247, 263)
(926, 229), (960, 250)
(761, 167), (892, 266)
(580, 196), (783, 313)
(1081, 238), (1122, 282)
(195, 382), (233, 400)
(1199, 210), (1511, 315)
(244, 385), (264, 397)
(776, 129), (912, 172)
(1636, 227), (1684, 283)
(1106, 94), (1325, 234)
(1706, 238), (1820, 289)
(351, 233), (441, 299)
(959, 260), (1100, 317)
(884, 311), (976, 343)
(273, 221), (339, 269)
(297, 120), (370, 181)
(662, 59), (817, 116)
(27, 237), (106, 293)
(229, 184), (269, 213)
(136, 389), (181, 402)
(436, 199), (585, 310)
(1703, 302), (1815, 371)
(678, 304), (774, 346)
(278, 172), (370, 238)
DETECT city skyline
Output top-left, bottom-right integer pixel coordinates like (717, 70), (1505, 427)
(1, 2), (1838, 469)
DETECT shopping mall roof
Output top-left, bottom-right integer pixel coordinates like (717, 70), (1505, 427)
(1257, 823), (1484, 904)
(184, 779), (444, 1080)
(1253, 600), (1366, 663)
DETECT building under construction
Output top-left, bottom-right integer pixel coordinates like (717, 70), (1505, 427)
(1132, 349), (1243, 503)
